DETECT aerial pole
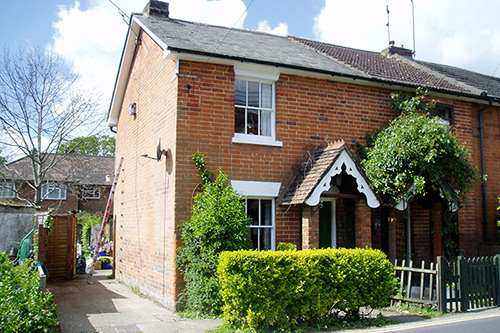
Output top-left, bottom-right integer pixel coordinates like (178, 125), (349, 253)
(411, 0), (416, 56)
(386, 0), (391, 45)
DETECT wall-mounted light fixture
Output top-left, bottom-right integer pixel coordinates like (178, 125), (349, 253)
(128, 102), (137, 115)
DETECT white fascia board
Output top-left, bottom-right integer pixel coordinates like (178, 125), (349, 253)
(107, 17), (171, 128)
(231, 180), (281, 197)
(107, 19), (142, 127)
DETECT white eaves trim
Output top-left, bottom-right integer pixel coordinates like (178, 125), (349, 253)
(231, 180), (281, 197)
(107, 16), (170, 128)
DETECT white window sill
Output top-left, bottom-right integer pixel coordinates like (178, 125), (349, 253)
(232, 135), (283, 147)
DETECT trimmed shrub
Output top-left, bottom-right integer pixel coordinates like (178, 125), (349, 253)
(276, 242), (297, 251)
(218, 248), (397, 330)
(0, 254), (59, 332)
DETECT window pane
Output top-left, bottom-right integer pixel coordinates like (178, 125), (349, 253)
(261, 83), (272, 109)
(247, 109), (259, 135)
(0, 183), (15, 198)
(235, 79), (246, 105)
(260, 228), (272, 250)
(260, 199), (272, 226)
(247, 199), (259, 225)
(235, 107), (246, 133)
(250, 228), (259, 249)
(260, 110), (272, 136)
(247, 81), (259, 107)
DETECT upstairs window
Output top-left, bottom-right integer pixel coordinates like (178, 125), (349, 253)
(82, 186), (100, 199)
(0, 182), (15, 199)
(235, 79), (274, 137)
(42, 184), (66, 200)
(429, 104), (453, 126)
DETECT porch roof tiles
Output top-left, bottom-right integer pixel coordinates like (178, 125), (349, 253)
(280, 141), (348, 205)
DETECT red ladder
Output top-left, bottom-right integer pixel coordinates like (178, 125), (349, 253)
(87, 156), (123, 283)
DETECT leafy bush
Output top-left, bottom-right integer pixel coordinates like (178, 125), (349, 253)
(77, 211), (103, 257)
(218, 248), (397, 330)
(276, 242), (297, 251)
(0, 254), (59, 332)
(176, 152), (252, 316)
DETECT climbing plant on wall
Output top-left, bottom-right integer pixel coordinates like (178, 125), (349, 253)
(176, 151), (252, 316)
(361, 88), (477, 208)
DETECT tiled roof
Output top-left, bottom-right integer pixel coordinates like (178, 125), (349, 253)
(281, 141), (352, 205)
(291, 37), (483, 96)
(1, 155), (114, 186)
(417, 60), (500, 98)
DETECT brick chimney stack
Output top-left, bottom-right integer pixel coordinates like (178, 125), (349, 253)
(382, 41), (413, 59)
(143, 1), (169, 18)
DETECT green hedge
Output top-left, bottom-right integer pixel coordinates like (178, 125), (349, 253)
(218, 248), (397, 329)
(0, 254), (59, 332)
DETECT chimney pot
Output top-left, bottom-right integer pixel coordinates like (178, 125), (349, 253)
(144, 1), (169, 18)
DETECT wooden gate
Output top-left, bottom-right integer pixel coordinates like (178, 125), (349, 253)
(38, 214), (76, 280)
(438, 256), (500, 312)
(393, 256), (500, 313)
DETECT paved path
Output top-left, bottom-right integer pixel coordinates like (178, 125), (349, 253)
(49, 270), (500, 333)
(48, 270), (222, 333)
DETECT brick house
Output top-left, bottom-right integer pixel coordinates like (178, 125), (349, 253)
(0, 154), (114, 214)
(108, 1), (500, 309)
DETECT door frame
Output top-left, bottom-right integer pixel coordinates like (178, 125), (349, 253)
(320, 197), (337, 248)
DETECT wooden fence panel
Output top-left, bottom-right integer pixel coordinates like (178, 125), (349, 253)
(392, 260), (438, 307)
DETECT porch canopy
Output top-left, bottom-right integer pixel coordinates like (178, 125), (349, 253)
(280, 140), (380, 208)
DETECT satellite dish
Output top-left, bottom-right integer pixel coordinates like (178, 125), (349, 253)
(156, 139), (162, 161)
(165, 148), (173, 175)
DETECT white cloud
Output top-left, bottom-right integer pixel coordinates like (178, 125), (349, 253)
(51, 0), (248, 111)
(314, 0), (500, 77)
(257, 20), (289, 36)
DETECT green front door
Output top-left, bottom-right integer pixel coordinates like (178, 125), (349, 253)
(319, 201), (333, 248)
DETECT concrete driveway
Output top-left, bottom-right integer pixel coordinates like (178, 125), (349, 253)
(48, 270), (222, 333)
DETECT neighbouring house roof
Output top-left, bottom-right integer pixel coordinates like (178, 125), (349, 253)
(291, 37), (485, 96)
(1, 155), (114, 186)
(108, 7), (500, 127)
(280, 141), (379, 208)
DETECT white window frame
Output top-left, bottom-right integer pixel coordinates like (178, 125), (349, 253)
(232, 65), (282, 147)
(429, 104), (453, 126)
(231, 180), (281, 251)
(41, 184), (67, 200)
(245, 197), (276, 251)
(0, 182), (15, 199)
(82, 186), (101, 199)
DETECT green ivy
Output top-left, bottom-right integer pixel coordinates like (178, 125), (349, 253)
(0, 254), (59, 332)
(362, 89), (477, 206)
(77, 212), (103, 257)
(176, 152), (251, 316)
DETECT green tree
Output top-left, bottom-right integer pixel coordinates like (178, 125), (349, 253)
(176, 152), (251, 316)
(57, 135), (115, 156)
(362, 89), (477, 207)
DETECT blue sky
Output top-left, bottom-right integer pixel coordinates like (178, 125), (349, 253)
(2, 0), (500, 112)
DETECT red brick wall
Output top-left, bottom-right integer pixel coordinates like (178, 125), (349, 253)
(114, 31), (179, 309)
(113, 31), (500, 307)
(78, 187), (111, 213)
